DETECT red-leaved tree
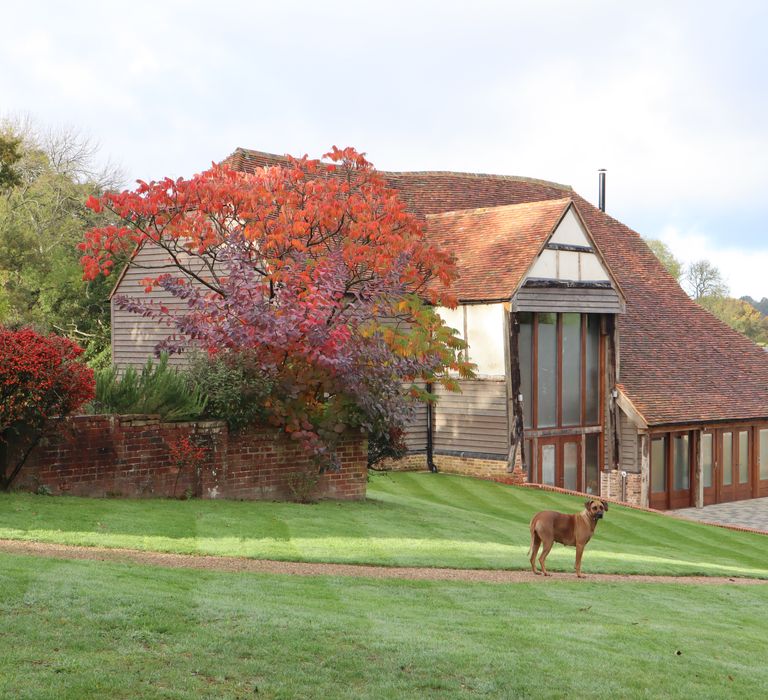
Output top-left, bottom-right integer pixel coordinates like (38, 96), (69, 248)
(0, 327), (95, 489)
(80, 147), (472, 463)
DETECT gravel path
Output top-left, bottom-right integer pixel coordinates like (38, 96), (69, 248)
(1, 539), (766, 585)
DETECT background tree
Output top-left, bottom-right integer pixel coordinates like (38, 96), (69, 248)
(0, 118), (122, 366)
(698, 296), (768, 345)
(683, 259), (729, 300)
(81, 147), (473, 461)
(741, 296), (768, 317)
(645, 238), (683, 281)
(0, 133), (22, 191)
(645, 238), (767, 344)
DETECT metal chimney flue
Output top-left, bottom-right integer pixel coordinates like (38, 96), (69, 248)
(598, 169), (606, 212)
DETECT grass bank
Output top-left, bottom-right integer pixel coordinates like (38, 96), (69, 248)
(1, 472), (766, 577)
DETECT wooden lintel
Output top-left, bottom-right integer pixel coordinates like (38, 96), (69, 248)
(545, 242), (593, 253)
(522, 278), (614, 290)
(524, 425), (603, 438)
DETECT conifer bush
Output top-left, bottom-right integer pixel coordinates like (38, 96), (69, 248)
(91, 353), (206, 421)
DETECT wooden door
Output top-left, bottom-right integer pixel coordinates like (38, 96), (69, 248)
(649, 436), (668, 510)
(537, 437), (582, 491)
(538, 438), (560, 487)
(758, 428), (768, 497)
(716, 430), (752, 502)
(649, 433), (693, 510)
(733, 429), (752, 501)
(669, 433), (693, 509)
(562, 437), (581, 492)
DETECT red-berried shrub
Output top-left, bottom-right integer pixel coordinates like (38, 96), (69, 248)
(167, 434), (208, 498)
(0, 327), (95, 489)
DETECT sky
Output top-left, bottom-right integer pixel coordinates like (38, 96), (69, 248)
(2, 0), (767, 298)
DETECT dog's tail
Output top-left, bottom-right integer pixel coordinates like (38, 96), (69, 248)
(527, 516), (538, 558)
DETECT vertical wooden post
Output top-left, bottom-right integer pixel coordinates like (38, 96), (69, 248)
(695, 430), (704, 508)
(603, 315), (621, 470)
(639, 432), (650, 508)
(507, 308), (525, 474)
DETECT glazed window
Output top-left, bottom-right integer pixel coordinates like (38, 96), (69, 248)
(702, 433), (713, 489)
(722, 432), (733, 486)
(673, 434), (689, 491)
(561, 313), (581, 426)
(738, 431), (749, 485)
(584, 434), (600, 495)
(537, 313), (558, 428)
(651, 437), (667, 494)
(518, 312), (602, 429)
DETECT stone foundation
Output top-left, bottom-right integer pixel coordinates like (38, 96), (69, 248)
(377, 451), (528, 486)
(377, 453), (428, 471)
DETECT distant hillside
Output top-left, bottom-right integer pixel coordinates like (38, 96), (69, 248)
(741, 296), (768, 316)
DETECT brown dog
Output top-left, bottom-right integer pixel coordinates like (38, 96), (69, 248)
(529, 499), (608, 578)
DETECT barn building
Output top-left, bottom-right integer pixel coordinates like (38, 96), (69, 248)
(111, 148), (768, 508)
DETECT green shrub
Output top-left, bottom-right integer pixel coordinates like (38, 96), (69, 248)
(91, 354), (206, 421)
(187, 351), (273, 431)
(367, 425), (407, 468)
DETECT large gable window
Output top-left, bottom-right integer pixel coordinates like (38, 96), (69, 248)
(518, 312), (602, 430)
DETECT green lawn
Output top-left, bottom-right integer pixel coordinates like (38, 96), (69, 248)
(2, 553), (768, 699)
(1, 471), (767, 577)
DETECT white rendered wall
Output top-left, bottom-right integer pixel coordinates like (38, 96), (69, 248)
(525, 207), (611, 283)
(549, 208), (591, 246)
(466, 304), (506, 376)
(437, 306), (465, 340)
(438, 304), (505, 377)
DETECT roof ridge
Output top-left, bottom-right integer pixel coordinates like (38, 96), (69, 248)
(426, 197), (573, 220)
(231, 147), (573, 192)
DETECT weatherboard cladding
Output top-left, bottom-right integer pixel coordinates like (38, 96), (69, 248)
(619, 411), (640, 474)
(152, 147), (768, 428)
(512, 287), (623, 314)
(111, 245), (194, 368)
(401, 380), (507, 457)
(433, 380), (508, 456)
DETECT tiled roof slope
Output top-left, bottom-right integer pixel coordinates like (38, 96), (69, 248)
(225, 147), (768, 427)
(425, 199), (572, 301)
(572, 194), (768, 427)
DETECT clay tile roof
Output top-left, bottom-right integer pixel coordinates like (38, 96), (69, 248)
(225, 147), (573, 218)
(425, 199), (573, 302)
(225, 147), (768, 427)
(573, 194), (768, 427)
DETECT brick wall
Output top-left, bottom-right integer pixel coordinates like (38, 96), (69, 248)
(12, 415), (367, 501)
(600, 469), (643, 506)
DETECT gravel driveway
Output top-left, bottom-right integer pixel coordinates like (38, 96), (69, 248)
(1, 539), (765, 585)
